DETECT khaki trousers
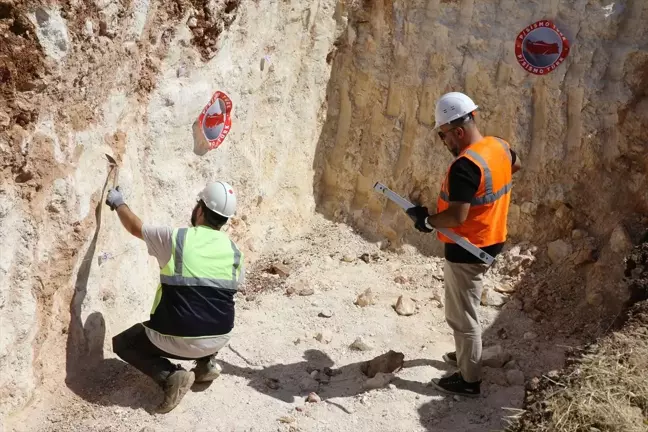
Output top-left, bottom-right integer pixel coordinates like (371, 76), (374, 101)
(443, 260), (489, 383)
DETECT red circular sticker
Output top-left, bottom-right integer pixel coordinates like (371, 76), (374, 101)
(515, 20), (570, 75)
(198, 90), (233, 151)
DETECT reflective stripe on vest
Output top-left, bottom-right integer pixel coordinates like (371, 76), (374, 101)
(439, 137), (512, 206)
(158, 227), (242, 291)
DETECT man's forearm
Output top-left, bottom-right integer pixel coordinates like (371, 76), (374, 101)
(116, 204), (144, 239)
(425, 210), (463, 229)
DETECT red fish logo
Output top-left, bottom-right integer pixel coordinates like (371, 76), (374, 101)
(515, 20), (570, 75)
(204, 112), (225, 129)
(195, 90), (233, 154)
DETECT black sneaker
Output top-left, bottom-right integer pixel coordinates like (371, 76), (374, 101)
(442, 352), (457, 366)
(430, 372), (480, 398)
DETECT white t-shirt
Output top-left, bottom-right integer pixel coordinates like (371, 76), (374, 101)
(141, 224), (241, 358)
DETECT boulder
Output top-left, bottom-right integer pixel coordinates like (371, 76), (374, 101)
(482, 345), (511, 368)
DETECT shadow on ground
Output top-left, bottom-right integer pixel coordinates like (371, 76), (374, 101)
(64, 168), (160, 413)
(217, 348), (454, 406)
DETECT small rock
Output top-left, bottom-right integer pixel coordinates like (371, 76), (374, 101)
(0, 111), (9, 128)
(139, 428), (155, 432)
(571, 229), (586, 240)
(364, 372), (394, 390)
(299, 377), (318, 392)
(355, 288), (375, 307)
(306, 392), (321, 403)
(84, 20), (94, 37)
(360, 253), (370, 263)
(482, 345), (511, 368)
(523, 331), (537, 340)
(350, 337), (373, 351)
(547, 239), (572, 264)
(609, 224), (632, 253)
(506, 369), (525, 386)
(270, 263), (290, 277)
(394, 275), (408, 284)
(394, 295), (416, 316)
(494, 283), (515, 294)
(453, 395), (461, 401)
(504, 360), (518, 370)
(286, 286), (296, 296)
(388, 384), (396, 390)
(176, 65), (187, 78)
(265, 378), (280, 389)
(547, 370), (560, 379)
(527, 377), (540, 390)
(187, 17), (198, 27)
(279, 416), (295, 424)
(497, 328), (508, 339)
(520, 201), (537, 215)
(323, 367), (342, 377)
(315, 330), (333, 344)
(573, 237), (599, 265)
(481, 288), (508, 307)
(298, 287), (315, 296)
(318, 310), (333, 318)
(342, 254), (355, 263)
(361, 350), (405, 378)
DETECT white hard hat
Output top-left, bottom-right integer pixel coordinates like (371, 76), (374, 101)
(434, 92), (479, 129)
(198, 181), (237, 218)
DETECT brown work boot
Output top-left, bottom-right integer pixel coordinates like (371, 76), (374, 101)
(156, 368), (195, 413)
(192, 356), (222, 383)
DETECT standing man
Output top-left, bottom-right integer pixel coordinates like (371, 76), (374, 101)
(406, 92), (521, 398)
(105, 181), (245, 413)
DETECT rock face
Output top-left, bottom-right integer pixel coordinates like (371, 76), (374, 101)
(311, 0), (648, 259)
(0, 0), (343, 420)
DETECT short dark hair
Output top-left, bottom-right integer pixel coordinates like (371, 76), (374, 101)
(449, 112), (475, 126)
(199, 200), (229, 229)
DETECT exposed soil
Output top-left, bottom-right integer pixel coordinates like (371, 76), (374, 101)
(513, 238), (648, 431)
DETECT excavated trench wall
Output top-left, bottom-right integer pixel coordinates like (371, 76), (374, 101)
(0, 0), (341, 423)
(313, 0), (648, 314)
(1, 0), (648, 425)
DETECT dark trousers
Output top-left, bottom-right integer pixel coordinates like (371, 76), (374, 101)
(112, 322), (214, 385)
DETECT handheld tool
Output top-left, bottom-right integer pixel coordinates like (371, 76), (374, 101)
(104, 154), (119, 188)
(373, 182), (495, 266)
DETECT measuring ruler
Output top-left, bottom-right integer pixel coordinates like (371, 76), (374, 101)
(373, 182), (495, 266)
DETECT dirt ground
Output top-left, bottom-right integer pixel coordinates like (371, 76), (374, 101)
(4, 216), (577, 432)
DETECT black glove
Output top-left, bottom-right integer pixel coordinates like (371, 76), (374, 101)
(406, 205), (434, 233)
(105, 186), (125, 211)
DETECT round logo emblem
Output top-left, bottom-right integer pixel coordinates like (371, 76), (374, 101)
(515, 20), (570, 75)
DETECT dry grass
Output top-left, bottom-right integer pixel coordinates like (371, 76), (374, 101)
(512, 302), (648, 431)
(547, 331), (648, 431)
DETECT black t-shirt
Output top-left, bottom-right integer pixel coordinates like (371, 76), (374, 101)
(444, 148), (517, 263)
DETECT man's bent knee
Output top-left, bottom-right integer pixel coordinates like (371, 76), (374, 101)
(112, 323), (144, 356)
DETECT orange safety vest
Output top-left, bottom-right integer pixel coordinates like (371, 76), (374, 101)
(436, 136), (513, 247)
